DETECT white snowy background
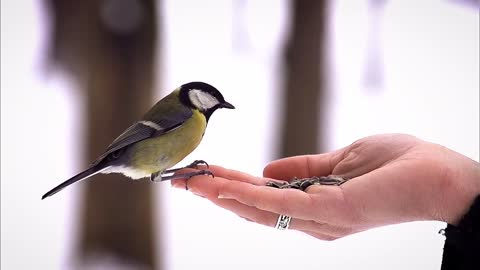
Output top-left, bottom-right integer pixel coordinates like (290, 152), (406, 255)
(2, 0), (478, 269)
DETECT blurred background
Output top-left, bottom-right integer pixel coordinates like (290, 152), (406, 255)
(1, 0), (478, 269)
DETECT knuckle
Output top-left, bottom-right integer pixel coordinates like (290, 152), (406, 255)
(251, 186), (266, 208)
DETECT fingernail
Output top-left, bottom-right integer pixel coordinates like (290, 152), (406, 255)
(172, 182), (183, 189)
(217, 193), (233, 199)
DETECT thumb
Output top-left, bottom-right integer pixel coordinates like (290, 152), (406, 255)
(263, 150), (345, 181)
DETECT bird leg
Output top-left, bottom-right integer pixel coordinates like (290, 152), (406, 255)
(150, 169), (214, 190)
(150, 160), (212, 183)
(158, 170), (214, 181)
(162, 160), (209, 174)
(266, 175), (347, 191)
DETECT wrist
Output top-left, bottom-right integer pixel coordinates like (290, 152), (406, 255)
(443, 155), (480, 225)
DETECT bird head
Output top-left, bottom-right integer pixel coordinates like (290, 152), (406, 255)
(180, 82), (235, 120)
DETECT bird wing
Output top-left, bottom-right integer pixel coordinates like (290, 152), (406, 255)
(92, 96), (193, 165)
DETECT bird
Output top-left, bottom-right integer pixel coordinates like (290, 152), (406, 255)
(42, 81), (234, 200)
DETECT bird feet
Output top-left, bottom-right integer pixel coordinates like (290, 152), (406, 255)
(184, 160), (209, 169)
(150, 160), (213, 183)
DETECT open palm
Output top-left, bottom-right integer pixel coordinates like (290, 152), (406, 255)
(174, 134), (480, 240)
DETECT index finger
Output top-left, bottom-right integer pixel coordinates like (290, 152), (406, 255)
(171, 165), (270, 189)
(208, 165), (271, 185)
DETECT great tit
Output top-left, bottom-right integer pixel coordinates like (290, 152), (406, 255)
(42, 81), (234, 200)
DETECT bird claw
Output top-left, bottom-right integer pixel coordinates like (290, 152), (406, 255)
(201, 170), (214, 178)
(183, 169), (214, 191)
(186, 169), (214, 179)
(186, 160), (209, 169)
(150, 161), (213, 188)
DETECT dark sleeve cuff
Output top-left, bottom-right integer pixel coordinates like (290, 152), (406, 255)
(441, 194), (480, 270)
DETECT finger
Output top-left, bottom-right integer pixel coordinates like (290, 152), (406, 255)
(212, 195), (353, 237)
(213, 196), (309, 230)
(208, 165), (271, 185)
(171, 165), (270, 188)
(183, 173), (359, 226)
(302, 230), (338, 241)
(182, 175), (358, 236)
(170, 167), (203, 189)
(330, 134), (419, 178)
(182, 176), (311, 217)
(213, 197), (279, 228)
(181, 175), (226, 200)
(263, 150), (346, 180)
(218, 181), (312, 219)
(181, 174), (267, 201)
(216, 180), (350, 222)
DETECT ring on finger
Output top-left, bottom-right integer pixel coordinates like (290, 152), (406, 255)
(275, 214), (292, 230)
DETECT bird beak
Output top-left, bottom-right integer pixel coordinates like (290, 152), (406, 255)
(220, 101), (235, 109)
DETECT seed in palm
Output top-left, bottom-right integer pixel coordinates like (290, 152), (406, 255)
(266, 175), (347, 191)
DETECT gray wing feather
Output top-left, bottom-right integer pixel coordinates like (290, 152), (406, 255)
(106, 123), (157, 153)
(92, 107), (193, 165)
(92, 122), (157, 165)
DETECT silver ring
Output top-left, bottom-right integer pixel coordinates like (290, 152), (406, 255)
(275, 214), (292, 230)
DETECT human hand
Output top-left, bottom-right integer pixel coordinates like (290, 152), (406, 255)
(173, 134), (480, 240)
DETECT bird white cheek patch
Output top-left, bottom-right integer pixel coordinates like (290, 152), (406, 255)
(189, 89), (219, 110)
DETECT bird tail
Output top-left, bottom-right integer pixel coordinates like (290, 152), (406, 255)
(41, 165), (110, 200)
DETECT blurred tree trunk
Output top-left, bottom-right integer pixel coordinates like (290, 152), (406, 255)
(46, 0), (160, 269)
(280, 0), (328, 157)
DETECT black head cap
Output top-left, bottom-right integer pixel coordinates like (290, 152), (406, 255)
(179, 81), (235, 121)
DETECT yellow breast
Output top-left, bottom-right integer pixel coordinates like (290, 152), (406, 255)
(129, 110), (207, 174)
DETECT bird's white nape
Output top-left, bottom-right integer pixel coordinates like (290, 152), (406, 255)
(188, 89), (220, 111)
